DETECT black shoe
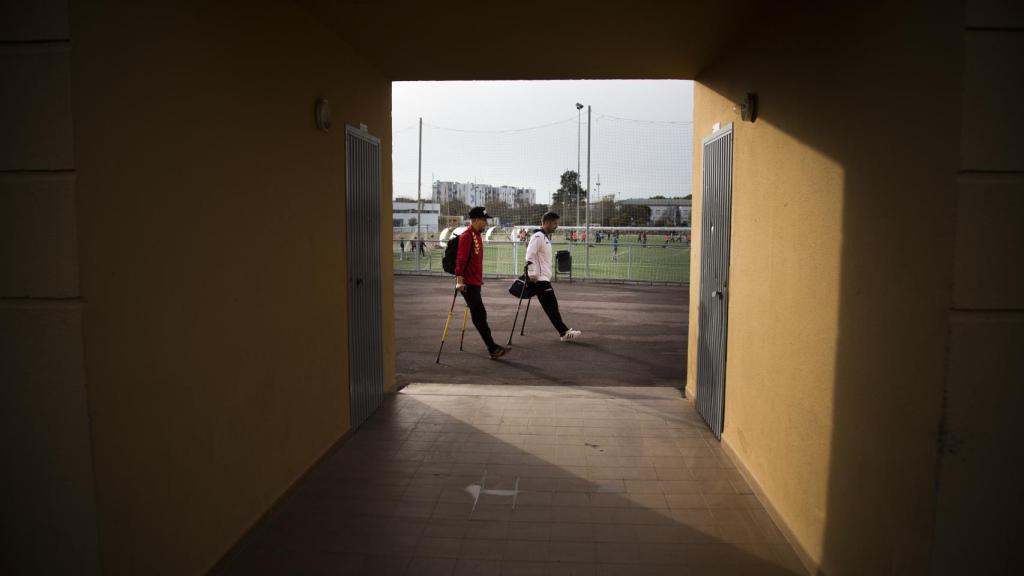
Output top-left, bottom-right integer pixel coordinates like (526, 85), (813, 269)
(489, 345), (510, 359)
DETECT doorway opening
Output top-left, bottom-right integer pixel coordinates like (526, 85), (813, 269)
(389, 80), (694, 392)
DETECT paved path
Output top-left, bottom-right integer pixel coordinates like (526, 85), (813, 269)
(217, 384), (805, 575)
(395, 276), (689, 388)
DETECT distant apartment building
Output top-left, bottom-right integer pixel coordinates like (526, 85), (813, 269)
(392, 201), (440, 232)
(433, 180), (536, 208)
(617, 197), (692, 226)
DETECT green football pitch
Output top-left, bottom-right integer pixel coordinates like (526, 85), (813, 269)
(393, 241), (690, 283)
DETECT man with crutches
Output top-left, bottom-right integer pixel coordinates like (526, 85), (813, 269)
(442, 206), (509, 361)
(525, 212), (582, 342)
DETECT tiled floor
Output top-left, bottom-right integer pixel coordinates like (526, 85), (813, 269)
(218, 385), (806, 575)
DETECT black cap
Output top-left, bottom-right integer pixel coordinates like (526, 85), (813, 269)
(468, 206), (492, 220)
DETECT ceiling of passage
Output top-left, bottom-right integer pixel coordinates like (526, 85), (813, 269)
(306, 0), (758, 80)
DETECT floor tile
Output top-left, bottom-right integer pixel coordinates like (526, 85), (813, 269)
(215, 386), (804, 576)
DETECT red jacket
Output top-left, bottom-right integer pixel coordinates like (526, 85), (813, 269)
(455, 227), (484, 285)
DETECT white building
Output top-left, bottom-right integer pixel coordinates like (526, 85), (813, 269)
(392, 201), (440, 232)
(432, 180), (536, 208)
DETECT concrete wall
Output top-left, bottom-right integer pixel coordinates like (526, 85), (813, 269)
(688, 3), (964, 573)
(0, 0), (101, 572)
(69, 1), (393, 573)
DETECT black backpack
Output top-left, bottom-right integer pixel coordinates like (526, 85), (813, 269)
(442, 233), (463, 275)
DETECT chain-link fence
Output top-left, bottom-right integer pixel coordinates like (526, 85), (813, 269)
(393, 236), (690, 284)
(392, 102), (693, 284)
(394, 116), (693, 226)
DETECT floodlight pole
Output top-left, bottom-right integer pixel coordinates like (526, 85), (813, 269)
(585, 105), (591, 279)
(416, 117), (422, 270)
(576, 103), (583, 227)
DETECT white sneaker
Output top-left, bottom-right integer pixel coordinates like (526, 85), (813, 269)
(560, 328), (581, 342)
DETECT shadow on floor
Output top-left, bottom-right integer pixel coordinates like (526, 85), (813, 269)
(215, 384), (804, 575)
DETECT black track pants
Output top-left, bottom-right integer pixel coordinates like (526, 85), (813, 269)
(533, 281), (569, 336)
(461, 284), (498, 351)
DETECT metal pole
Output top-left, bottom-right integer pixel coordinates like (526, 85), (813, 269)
(507, 263), (530, 346)
(585, 105), (591, 279)
(576, 105), (581, 227)
(416, 117), (423, 271)
(459, 306), (469, 351)
(521, 297), (531, 335)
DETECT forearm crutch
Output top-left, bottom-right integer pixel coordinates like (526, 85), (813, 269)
(436, 288), (459, 363)
(507, 262), (531, 346)
(459, 306), (469, 351)
(520, 297), (531, 336)
(520, 261), (534, 335)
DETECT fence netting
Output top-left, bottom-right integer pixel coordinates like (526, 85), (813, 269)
(392, 114), (693, 284)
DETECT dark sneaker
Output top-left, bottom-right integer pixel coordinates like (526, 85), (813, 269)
(489, 345), (510, 359)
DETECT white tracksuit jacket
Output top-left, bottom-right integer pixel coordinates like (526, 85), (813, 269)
(524, 231), (553, 282)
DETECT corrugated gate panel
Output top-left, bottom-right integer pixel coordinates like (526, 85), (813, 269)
(346, 125), (384, 429)
(696, 125), (734, 440)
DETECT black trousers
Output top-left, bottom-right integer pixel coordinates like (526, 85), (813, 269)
(461, 284), (498, 351)
(533, 281), (569, 336)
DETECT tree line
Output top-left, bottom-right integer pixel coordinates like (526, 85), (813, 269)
(399, 170), (686, 227)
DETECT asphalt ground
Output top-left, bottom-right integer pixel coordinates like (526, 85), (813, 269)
(394, 275), (689, 388)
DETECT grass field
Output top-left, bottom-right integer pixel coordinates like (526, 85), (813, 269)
(393, 240), (690, 283)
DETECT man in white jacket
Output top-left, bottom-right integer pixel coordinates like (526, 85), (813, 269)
(525, 212), (582, 342)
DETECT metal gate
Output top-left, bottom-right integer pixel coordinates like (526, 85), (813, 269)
(346, 125), (384, 429)
(696, 124), (734, 439)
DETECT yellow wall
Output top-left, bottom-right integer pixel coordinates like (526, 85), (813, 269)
(71, 1), (393, 573)
(11, 0), (1016, 573)
(307, 0), (759, 81)
(688, 3), (963, 573)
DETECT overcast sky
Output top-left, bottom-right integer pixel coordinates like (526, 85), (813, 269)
(391, 80), (693, 205)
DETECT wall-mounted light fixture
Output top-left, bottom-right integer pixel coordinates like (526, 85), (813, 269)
(315, 98), (332, 132)
(740, 92), (758, 123)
